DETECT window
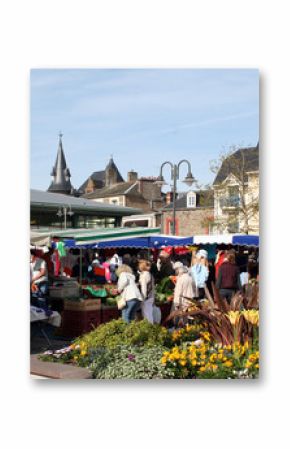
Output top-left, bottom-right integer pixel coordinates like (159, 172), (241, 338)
(227, 212), (240, 233)
(187, 192), (196, 208)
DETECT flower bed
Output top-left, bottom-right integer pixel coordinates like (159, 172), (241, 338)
(39, 313), (259, 379)
(161, 340), (259, 379)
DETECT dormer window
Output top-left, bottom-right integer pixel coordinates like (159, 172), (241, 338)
(187, 191), (196, 208)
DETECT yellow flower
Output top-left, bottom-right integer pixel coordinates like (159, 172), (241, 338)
(223, 360), (233, 368)
(199, 366), (206, 372)
(80, 350), (87, 357)
(179, 360), (187, 366)
(255, 364), (259, 369)
(245, 361), (252, 369)
(249, 354), (258, 362)
(242, 309), (259, 326)
(200, 331), (211, 342)
(161, 357), (167, 365)
(226, 311), (240, 326)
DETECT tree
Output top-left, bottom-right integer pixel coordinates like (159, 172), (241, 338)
(210, 144), (259, 235)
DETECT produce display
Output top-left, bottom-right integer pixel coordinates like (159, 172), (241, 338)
(155, 276), (174, 304)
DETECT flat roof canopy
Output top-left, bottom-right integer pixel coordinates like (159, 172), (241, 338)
(30, 189), (141, 216)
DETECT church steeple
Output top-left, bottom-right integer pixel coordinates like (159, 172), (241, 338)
(48, 133), (73, 194)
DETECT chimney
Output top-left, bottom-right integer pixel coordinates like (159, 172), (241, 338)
(127, 170), (138, 182)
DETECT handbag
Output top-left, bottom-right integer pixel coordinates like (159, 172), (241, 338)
(117, 297), (126, 310)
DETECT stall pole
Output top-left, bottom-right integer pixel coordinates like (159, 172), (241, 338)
(147, 236), (151, 260)
(79, 247), (83, 286)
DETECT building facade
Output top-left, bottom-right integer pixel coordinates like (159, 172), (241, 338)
(161, 190), (214, 236)
(212, 144), (259, 234)
(81, 161), (163, 213)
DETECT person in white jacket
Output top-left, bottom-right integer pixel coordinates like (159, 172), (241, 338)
(138, 259), (155, 324)
(173, 262), (195, 311)
(116, 265), (143, 323)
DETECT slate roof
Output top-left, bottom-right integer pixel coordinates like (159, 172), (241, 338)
(163, 190), (214, 210)
(78, 158), (124, 193)
(213, 143), (259, 185)
(83, 181), (144, 200)
(31, 189), (141, 216)
(105, 157), (124, 183)
(78, 171), (106, 193)
(48, 135), (73, 194)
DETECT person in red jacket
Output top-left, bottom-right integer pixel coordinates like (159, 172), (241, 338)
(216, 251), (241, 303)
(215, 250), (226, 279)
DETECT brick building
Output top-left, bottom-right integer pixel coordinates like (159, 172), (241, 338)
(80, 159), (163, 213)
(161, 190), (214, 236)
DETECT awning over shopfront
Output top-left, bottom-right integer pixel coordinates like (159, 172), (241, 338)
(95, 235), (194, 249)
(30, 227), (161, 247)
(192, 234), (259, 247)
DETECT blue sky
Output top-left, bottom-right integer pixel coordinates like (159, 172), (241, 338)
(30, 69), (259, 192)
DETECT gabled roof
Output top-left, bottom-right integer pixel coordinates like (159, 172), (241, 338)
(83, 181), (144, 200)
(163, 190), (214, 210)
(213, 143), (259, 185)
(105, 157), (124, 183)
(78, 170), (106, 193)
(48, 135), (73, 194)
(78, 157), (124, 193)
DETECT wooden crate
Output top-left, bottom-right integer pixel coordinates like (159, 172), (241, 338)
(58, 308), (102, 338)
(63, 299), (101, 311)
(101, 305), (120, 323)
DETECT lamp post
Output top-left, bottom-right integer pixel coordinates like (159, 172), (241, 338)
(155, 160), (196, 235)
(56, 205), (74, 229)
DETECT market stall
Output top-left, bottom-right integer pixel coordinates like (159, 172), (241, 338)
(30, 227), (259, 338)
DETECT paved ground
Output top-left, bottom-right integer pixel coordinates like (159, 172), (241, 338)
(30, 322), (72, 354)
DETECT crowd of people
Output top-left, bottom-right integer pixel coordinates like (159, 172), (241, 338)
(30, 244), (259, 324)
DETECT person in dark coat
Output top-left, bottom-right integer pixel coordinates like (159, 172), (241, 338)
(216, 251), (241, 303)
(156, 250), (175, 281)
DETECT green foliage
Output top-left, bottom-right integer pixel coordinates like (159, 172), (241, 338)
(155, 276), (174, 303)
(74, 318), (172, 350)
(90, 345), (175, 379)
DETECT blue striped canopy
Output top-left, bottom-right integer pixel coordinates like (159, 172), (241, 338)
(63, 235), (194, 249)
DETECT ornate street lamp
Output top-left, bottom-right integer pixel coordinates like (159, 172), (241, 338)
(56, 205), (74, 229)
(155, 159), (196, 234)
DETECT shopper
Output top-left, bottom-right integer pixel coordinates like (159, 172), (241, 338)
(138, 259), (155, 324)
(156, 250), (175, 281)
(173, 262), (195, 311)
(30, 249), (49, 306)
(116, 265), (143, 323)
(216, 251), (242, 303)
(190, 249), (209, 299)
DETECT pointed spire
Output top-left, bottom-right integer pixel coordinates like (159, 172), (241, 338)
(105, 155), (124, 187)
(47, 133), (73, 194)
